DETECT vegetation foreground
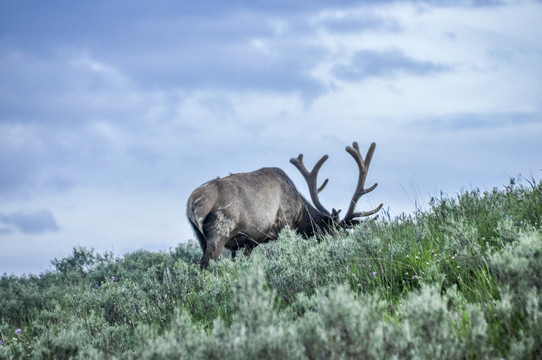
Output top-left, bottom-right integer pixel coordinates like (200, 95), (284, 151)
(1, 178), (541, 359)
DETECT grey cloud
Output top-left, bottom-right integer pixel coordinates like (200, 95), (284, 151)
(332, 49), (452, 82)
(0, 2), (396, 103)
(4, 0), (495, 104)
(0, 0), (511, 54)
(318, 12), (401, 34)
(0, 209), (60, 235)
(108, 21), (330, 100)
(0, 50), (135, 125)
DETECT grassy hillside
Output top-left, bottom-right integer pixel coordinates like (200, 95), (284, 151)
(1, 177), (541, 359)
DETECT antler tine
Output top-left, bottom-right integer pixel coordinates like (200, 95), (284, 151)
(318, 178), (329, 193)
(290, 154), (331, 216)
(343, 142), (382, 222)
(349, 203), (384, 219)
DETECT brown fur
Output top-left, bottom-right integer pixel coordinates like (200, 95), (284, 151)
(187, 142), (382, 268)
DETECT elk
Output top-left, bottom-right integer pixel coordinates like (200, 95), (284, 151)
(187, 141), (383, 269)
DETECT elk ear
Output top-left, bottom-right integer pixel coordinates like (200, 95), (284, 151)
(331, 208), (341, 222)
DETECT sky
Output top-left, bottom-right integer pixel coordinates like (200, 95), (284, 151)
(1, 0), (541, 275)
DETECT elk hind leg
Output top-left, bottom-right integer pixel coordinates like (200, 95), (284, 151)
(200, 212), (237, 269)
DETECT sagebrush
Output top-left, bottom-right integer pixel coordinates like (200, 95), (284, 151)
(1, 177), (541, 359)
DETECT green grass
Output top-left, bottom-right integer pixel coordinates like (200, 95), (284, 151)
(1, 177), (541, 359)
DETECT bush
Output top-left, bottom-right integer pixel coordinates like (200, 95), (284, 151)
(0, 177), (541, 359)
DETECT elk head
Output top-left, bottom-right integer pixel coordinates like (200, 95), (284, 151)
(290, 141), (383, 231)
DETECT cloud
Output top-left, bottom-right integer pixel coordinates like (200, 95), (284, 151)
(0, 49), (135, 125)
(0, 142), (39, 197)
(412, 112), (542, 132)
(0, 111), (118, 198)
(0, 0), (541, 275)
(0, 209), (60, 235)
(0, 2), (409, 103)
(332, 49), (452, 82)
(315, 9), (401, 34)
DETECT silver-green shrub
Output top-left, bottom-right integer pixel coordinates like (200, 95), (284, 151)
(490, 231), (542, 358)
(1, 178), (541, 359)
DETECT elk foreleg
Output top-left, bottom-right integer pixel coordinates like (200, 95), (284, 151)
(243, 241), (257, 257)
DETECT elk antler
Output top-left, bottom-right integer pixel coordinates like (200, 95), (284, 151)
(342, 142), (383, 224)
(290, 154), (331, 216)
